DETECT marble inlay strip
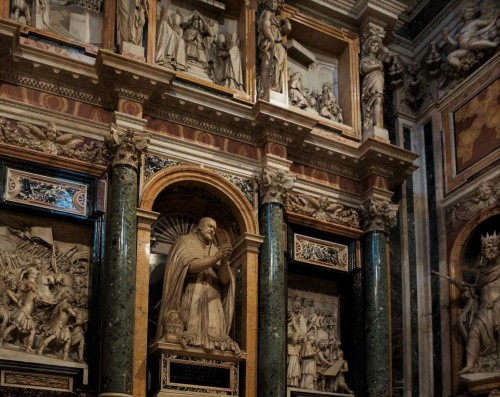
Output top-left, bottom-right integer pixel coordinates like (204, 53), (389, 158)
(1, 370), (73, 392)
(404, 127), (419, 397)
(424, 122), (442, 396)
(5, 168), (87, 216)
(294, 234), (349, 272)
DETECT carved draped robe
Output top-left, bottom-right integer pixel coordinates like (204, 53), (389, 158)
(156, 232), (235, 348)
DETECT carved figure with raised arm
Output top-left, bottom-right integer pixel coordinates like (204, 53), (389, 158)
(0, 267), (39, 352)
(360, 33), (391, 130)
(155, 217), (239, 353)
(443, 1), (499, 71)
(258, 0), (291, 98)
(37, 291), (76, 359)
(459, 231), (500, 373)
(184, 11), (210, 67)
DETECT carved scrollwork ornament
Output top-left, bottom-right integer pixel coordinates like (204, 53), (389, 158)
(359, 198), (398, 233)
(258, 166), (295, 205)
(107, 125), (150, 169)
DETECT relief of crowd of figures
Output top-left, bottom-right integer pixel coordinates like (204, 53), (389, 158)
(0, 220), (90, 363)
(155, 3), (243, 90)
(287, 295), (353, 394)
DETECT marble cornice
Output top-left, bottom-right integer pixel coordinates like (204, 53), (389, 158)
(357, 138), (418, 188)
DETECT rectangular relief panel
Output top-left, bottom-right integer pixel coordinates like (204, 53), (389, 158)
(294, 233), (349, 272)
(1, 370), (73, 392)
(0, 210), (92, 384)
(5, 168), (88, 216)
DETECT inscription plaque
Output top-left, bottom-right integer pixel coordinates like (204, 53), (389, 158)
(169, 361), (231, 389)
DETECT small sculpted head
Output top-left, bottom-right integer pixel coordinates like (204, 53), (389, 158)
(197, 217), (217, 244)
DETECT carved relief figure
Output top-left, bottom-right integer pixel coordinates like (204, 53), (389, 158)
(300, 333), (319, 389)
(117, 0), (150, 47)
(458, 232), (500, 373)
(11, 0), (31, 25)
(0, 267), (39, 352)
(155, 6), (187, 70)
(37, 291), (76, 359)
(184, 11), (210, 67)
(222, 33), (244, 90)
(451, 181), (500, 227)
(360, 33), (391, 130)
(288, 72), (313, 109)
(443, 1), (499, 71)
(318, 82), (343, 123)
(258, 0), (291, 98)
(155, 217), (239, 353)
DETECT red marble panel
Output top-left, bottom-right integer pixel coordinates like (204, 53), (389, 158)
(453, 78), (500, 174)
(146, 118), (262, 160)
(291, 164), (361, 194)
(0, 83), (113, 123)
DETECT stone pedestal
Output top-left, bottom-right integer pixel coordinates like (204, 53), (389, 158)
(120, 41), (146, 62)
(363, 125), (389, 143)
(149, 342), (244, 397)
(460, 372), (500, 395)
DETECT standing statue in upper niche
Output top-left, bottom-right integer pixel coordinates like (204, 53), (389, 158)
(258, 0), (292, 98)
(155, 217), (240, 354)
(117, 0), (150, 47)
(360, 33), (391, 130)
(458, 231), (500, 373)
(288, 72), (313, 109)
(443, 1), (499, 71)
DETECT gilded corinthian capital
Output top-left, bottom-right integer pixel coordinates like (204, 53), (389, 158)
(359, 198), (398, 233)
(107, 125), (150, 169)
(258, 166), (295, 205)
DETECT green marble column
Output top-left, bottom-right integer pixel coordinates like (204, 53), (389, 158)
(258, 203), (287, 397)
(363, 230), (389, 396)
(100, 126), (149, 396)
(257, 166), (294, 397)
(361, 198), (398, 397)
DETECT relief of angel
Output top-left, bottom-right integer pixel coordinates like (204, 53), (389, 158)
(16, 121), (83, 156)
(288, 195), (343, 222)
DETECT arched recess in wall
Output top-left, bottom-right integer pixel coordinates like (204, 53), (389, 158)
(448, 207), (500, 395)
(133, 165), (262, 397)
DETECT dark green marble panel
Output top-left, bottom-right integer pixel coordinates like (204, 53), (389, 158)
(101, 165), (138, 394)
(258, 203), (287, 397)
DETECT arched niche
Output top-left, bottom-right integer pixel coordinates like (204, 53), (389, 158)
(448, 208), (500, 395)
(133, 166), (262, 397)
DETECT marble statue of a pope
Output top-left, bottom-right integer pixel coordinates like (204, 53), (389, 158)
(155, 217), (239, 353)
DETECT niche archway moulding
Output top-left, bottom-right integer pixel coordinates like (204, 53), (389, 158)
(134, 165), (262, 397)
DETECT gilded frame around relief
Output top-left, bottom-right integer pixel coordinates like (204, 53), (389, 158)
(441, 62), (500, 193)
